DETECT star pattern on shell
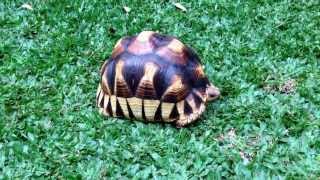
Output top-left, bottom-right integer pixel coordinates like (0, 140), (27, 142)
(97, 31), (220, 127)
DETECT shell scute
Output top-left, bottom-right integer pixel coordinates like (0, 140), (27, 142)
(161, 75), (189, 103)
(144, 99), (160, 121)
(121, 56), (145, 95)
(111, 36), (134, 58)
(114, 60), (133, 97)
(127, 31), (155, 55)
(117, 97), (129, 118)
(135, 62), (159, 99)
(150, 33), (173, 48)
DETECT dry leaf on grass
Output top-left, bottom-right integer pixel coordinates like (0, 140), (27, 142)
(21, 3), (33, 10)
(173, 3), (187, 12)
(280, 79), (296, 93)
(123, 6), (131, 13)
(227, 128), (236, 140)
(239, 151), (252, 165)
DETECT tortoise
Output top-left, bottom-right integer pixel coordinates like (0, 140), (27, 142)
(96, 31), (220, 127)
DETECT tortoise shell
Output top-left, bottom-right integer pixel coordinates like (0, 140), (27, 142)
(96, 31), (220, 127)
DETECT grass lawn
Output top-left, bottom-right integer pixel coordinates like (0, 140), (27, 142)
(1, 0), (320, 179)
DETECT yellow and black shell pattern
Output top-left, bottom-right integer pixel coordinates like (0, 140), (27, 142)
(96, 31), (212, 127)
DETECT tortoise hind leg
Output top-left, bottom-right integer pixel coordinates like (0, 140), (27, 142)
(97, 84), (112, 117)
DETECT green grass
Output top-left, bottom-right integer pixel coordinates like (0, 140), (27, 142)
(1, 0), (320, 179)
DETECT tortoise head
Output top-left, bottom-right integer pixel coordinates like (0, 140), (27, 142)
(206, 84), (220, 102)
